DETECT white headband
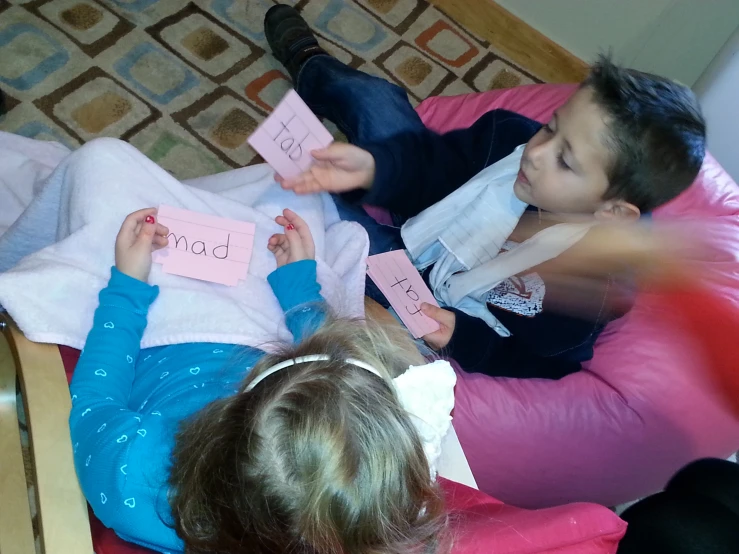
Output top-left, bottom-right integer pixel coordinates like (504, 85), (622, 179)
(244, 354), (382, 392)
(244, 355), (457, 478)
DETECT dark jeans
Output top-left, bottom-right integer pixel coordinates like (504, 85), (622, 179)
(618, 458), (739, 553)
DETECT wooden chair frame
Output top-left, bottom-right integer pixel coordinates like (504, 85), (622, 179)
(0, 312), (93, 554)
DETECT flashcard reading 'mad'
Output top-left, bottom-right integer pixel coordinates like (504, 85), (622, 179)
(367, 250), (441, 339)
(247, 89), (334, 179)
(152, 205), (256, 286)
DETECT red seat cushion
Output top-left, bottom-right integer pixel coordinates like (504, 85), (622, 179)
(60, 345), (79, 385)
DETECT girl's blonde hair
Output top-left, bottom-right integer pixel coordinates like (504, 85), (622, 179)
(168, 314), (447, 554)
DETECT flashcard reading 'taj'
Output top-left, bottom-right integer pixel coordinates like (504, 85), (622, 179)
(152, 205), (256, 286)
(247, 89), (334, 179)
(367, 250), (441, 339)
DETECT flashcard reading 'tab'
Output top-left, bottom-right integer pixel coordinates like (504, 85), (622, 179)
(152, 205), (256, 286)
(247, 89), (334, 179)
(367, 250), (441, 339)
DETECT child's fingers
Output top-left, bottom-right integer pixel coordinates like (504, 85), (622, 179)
(155, 223), (169, 237)
(276, 211), (313, 249)
(420, 303), (441, 321)
(278, 173), (308, 191)
(127, 212), (160, 254)
(282, 208), (305, 226)
(308, 147), (335, 161)
(290, 172), (323, 195)
(420, 303), (455, 327)
(268, 233), (287, 251)
(284, 221), (301, 239)
(120, 208), (157, 234)
(134, 216), (158, 247)
(282, 209), (314, 249)
(268, 234), (291, 267)
(421, 329), (450, 351)
(153, 234), (169, 248)
(311, 157), (332, 168)
(283, 223), (304, 258)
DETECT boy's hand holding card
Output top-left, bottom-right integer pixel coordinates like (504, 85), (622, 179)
(417, 304), (457, 350)
(367, 250), (441, 339)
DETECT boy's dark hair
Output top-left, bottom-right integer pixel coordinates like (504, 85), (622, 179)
(583, 55), (706, 212)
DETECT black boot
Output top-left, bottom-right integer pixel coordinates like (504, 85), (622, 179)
(264, 4), (326, 81)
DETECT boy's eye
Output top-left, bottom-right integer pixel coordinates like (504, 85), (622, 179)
(543, 123), (554, 133)
(557, 153), (571, 170)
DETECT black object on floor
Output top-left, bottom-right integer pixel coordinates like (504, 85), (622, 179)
(617, 458), (739, 553)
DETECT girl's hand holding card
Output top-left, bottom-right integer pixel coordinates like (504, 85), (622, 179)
(115, 208), (169, 282)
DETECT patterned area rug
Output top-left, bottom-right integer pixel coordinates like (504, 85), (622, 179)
(0, 0), (540, 180)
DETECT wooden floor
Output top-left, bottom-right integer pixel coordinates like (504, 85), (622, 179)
(429, 0), (589, 83)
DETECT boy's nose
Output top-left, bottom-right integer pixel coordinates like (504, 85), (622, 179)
(523, 151), (540, 171)
(526, 141), (549, 170)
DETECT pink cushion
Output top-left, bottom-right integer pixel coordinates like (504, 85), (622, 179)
(88, 478), (625, 554)
(416, 83), (578, 132)
(418, 84), (739, 508)
(440, 478), (625, 553)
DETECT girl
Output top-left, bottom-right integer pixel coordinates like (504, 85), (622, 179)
(69, 207), (452, 554)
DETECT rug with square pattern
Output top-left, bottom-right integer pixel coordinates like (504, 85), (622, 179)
(0, 0), (541, 180)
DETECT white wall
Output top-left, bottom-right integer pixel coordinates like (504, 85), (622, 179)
(693, 27), (739, 180)
(496, 0), (739, 86)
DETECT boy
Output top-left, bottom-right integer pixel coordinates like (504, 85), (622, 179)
(264, 5), (706, 379)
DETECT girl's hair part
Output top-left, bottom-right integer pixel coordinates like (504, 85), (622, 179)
(168, 315), (448, 554)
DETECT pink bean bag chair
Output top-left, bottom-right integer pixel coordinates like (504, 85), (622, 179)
(416, 84), (739, 509)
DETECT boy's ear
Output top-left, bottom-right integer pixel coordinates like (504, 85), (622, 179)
(595, 200), (641, 221)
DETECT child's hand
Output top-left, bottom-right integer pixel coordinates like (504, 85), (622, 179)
(276, 143), (375, 195)
(420, 303), (456, 350)
(268, 209), (315, 268)
(115, 208), (169, 282)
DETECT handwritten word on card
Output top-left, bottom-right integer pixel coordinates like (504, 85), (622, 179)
(152, 205), (256, 286)
(247, 89), (334, 179)
(367, 250), (441, 339)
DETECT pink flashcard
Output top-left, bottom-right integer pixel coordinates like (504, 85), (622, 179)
(152, 205), (256, 286)
(247, 89), (334, 179)
(366, 250), (441, 339)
